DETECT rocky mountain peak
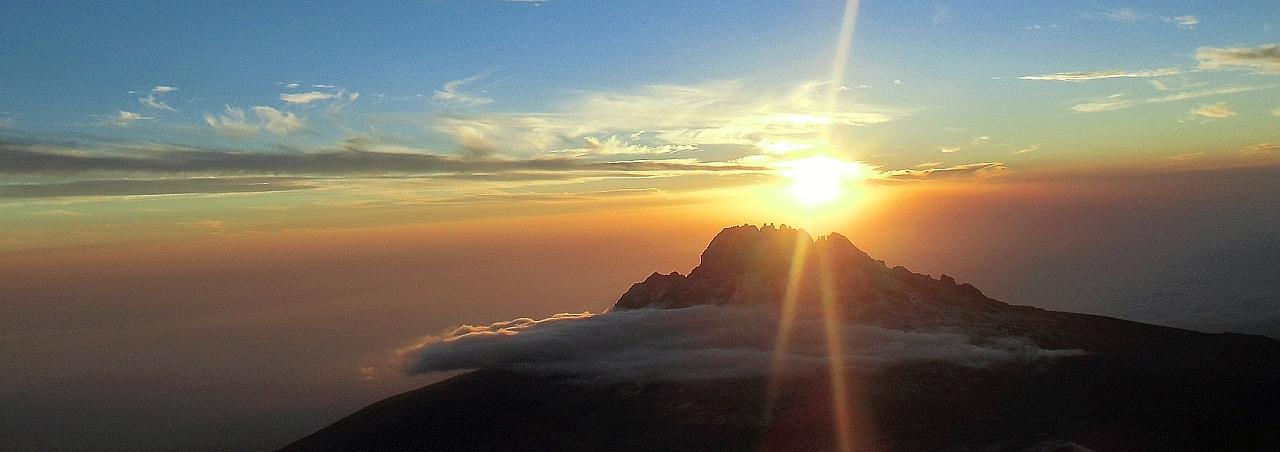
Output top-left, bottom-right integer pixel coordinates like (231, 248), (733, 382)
(690, 224), (814, 279)
(612, 224), (1005, 322)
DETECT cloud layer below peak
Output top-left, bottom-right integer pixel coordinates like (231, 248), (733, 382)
(397, 305), (1085, 381)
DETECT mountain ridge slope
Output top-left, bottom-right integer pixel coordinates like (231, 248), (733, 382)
(284, 225), (1280, 451)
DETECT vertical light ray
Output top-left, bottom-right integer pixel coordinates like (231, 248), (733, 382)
(822, 2), (863, 450)
(822, 0), (863, 152)
(767, 1), (866, 448)
(819, 243), (855, 452)
(826, 0), (862, 111)
(764, 232), (813, 418)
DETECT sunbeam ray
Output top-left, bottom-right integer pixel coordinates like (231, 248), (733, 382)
(823, 0), (863, 147)
(819, 239), (856, 452)
(764, 229), (813, 418)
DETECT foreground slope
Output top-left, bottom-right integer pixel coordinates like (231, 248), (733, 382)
(286, 225), (1280, 451)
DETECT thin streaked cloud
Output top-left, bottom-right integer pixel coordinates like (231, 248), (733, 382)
(1102, 8), (1148, 23)
(1240, 142), (1280, 157)
(111, 111), (153, 126)
(1070, 85), (1276, 113)
(280, 91), (339, 105)
(1020, 68), (1179, 82)
(1166, 15), (1198, 29)
(1012, 144), (1041, 155)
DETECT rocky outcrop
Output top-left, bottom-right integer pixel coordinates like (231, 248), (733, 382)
(613, 224), (1007, 327)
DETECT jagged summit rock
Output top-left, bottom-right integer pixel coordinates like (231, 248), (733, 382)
(613, 224), (1005, 326)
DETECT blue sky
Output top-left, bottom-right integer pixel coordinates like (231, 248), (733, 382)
(3, 1), (1276, 159)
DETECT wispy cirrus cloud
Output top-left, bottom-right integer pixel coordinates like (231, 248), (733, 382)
(325, 92), (360, 113)
(553, 135), (698, 157)
(1149, 79), (1208, 92)
(280, 91), (339, 105)
(136, 84), (178, 112)
(431, 80), (904, 157)
(1094, 8), (1196, 29)
(279, 85), (360, 112)
(1165, 15), (1198, 29)
(876, 162), (1008, 182)
(1102, 8), (1148, 23)
(934, 136), (991, 154)
(1070, 85), (1276, 113)
(1148, 84), (1275, 102)
(433, 74), (494, 107)
(203, 106), (258, 138)
(1070, 94), (1135, 113)
(139, 94), (176, 112)
(110, 111), (153, 126)
(1240, 142), (1280, 157)
(1012, 144), (1041, 155)
(1192, 102), (1236, 118)
(1197, 44), (1280, 73)
(1020, 68), (1179, 82)
(1023, 24), (1061, 31)
(202, 106), (305, 137)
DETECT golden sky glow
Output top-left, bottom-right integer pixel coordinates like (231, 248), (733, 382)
(3, 2), (1280, 450)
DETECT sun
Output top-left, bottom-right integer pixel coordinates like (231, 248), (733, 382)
(780, 156), (866, 206)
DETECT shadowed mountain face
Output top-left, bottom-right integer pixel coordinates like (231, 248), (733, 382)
(614, 224), (1005, 323)
(286, 225), (1280, 452)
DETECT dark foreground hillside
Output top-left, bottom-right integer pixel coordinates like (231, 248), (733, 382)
(286, 225), (1280, 451)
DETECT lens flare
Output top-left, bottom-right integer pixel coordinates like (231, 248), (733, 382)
(764, 232), (814, 417)
(780, 156), (868, 206)
(818, 247), (856, 452)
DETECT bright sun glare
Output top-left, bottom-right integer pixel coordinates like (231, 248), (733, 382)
(781, 156), (865, 206)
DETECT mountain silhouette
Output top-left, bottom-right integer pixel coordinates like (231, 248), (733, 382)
(615, 224), (1003, 318)
(284, 225), (1280, 451)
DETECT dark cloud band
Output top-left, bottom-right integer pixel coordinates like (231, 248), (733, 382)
(0, 141), (763, 176)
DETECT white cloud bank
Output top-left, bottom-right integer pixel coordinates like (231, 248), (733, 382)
(398, 305), (1085, 381)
